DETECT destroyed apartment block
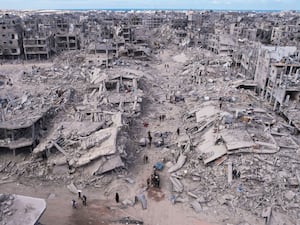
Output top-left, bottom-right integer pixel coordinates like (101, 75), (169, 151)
(87, 42), (116, 67)
(253, 46), (300, 132)
(0, 14), (23, 59)
(188, 100), (285, 165)
(144, 15), (164, 29)
(87, 31), (152, 62)
(171, 16), (188, 30)
(132, 27), (151, 46)
(265, 59), (300, 122)
(0, 102), (53, 156)
(88, 68), (144, 115)
(33, 113), (125, 176)
(23, 31), (54, 60)
(52, 15), (81, 52)
(121, 44), (152, 60)
(128, 14), (143, 26)
(232, 43), (259, 80)
(206, 34), (236, 56)
(22, 15), (55, 60)
(122, 26), (134, 43)
(54, 33), (80, 52)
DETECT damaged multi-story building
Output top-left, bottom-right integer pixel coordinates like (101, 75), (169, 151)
(0, 14), (23, 59)
(52, 15), (81, 52)
(23, 15), (54, 60)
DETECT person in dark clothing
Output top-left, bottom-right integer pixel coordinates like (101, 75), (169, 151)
(143, 155), (148, 164)
(42, 151), (47, 160)
(148, 136), (152, 146)
(148, 131), (152, 146)
(115, 192), (119, 203)
(233, 169), (241, 179)
(176, 128), (180, 135)
(219, 97), (223, 110)
(72, 199), (77, 208)
(147, 178), (150, 189)
(82, 195), (87, 206)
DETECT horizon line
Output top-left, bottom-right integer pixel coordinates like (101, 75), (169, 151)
(1, 8), (297, 12)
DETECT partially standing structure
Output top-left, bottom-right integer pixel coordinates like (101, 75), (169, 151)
(0, 106), (52, 156)
(53, 16), (81, 52)
(0, 14), (23, 59)
(23, 16), (54, 60)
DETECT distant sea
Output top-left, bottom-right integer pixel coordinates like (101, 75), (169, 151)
(56, 8), (288, 13)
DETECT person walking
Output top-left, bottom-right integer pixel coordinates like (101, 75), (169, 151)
(143, 155), (148, 164)
(115, 192), (119, 203)
(72, 199), (77, 209)
(82, 195), (87, 206)
(148, 131), (152, 147)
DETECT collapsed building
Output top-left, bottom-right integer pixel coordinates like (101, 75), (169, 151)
(1, 9), (300, 225)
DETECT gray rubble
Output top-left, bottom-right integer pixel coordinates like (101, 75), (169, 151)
(0, 9), (300, 225)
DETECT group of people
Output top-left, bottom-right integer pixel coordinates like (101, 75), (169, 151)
(147, 169), (160, 189)
(164, 63), (170, 72)
(159, 114), (166, 122)
(72, 191), (87, 209)
(72, 191), (122, 209)
(232, 169), (241, 179)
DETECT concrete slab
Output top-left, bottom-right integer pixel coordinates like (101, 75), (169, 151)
(1, 194), (46, 225)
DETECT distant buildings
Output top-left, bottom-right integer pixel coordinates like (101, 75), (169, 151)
(0, 14), (23, 59)
(0, 10), (300, 129)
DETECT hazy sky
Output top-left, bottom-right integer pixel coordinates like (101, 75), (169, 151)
(1, 0), (299, 10)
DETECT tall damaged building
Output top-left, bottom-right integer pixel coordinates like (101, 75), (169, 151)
(23, 16), (54, 60)
(0, 14), (23, 59)
(53, 15), (80, 52)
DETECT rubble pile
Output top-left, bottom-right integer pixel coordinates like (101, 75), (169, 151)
(157, 53), (300, 224)
(1, 9), (300, 225)
(0, 47), (148, 183)
(0, 194), (14, 223)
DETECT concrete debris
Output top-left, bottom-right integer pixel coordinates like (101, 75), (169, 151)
(170, 177), (184, 193)
(284, 191), (296, 201)
(67, 182), (78, 194)
(116, 217), (144, 225)
(190, 200), (202, 213)
(168, 154), (187, 173)
(1, 9), (300, 225)
(0, 194), (46, 225)
(139, 138), (147, 147)
(93, 155), (125, 175)
(122, 199), (135, 207)
(136, 194), (147, 210)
